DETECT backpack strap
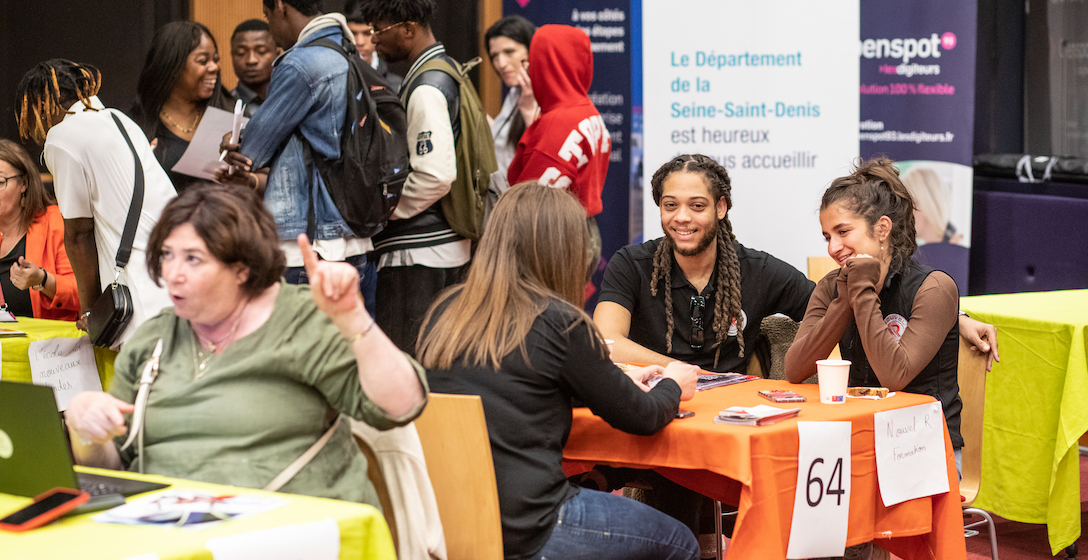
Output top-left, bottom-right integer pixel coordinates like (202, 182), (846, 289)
(401, 58), (463, 140)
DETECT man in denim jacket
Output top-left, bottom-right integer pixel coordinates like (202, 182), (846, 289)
(229, 0), (376, 301)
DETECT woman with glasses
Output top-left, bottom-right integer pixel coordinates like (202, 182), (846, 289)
(419, 181), (700, 560)
(0, 140), (80, 320)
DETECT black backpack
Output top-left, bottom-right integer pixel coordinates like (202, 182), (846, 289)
(300, 37), (409, 238)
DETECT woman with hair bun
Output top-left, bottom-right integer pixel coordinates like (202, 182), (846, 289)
(785, 157), (963, 461)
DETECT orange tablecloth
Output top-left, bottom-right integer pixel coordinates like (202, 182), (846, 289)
(563, 379), (965, 560)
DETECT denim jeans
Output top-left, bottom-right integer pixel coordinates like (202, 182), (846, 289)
(284, 254), (376, 317)
(533, 488), (699, 560)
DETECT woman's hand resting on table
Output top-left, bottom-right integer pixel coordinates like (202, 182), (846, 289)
(622, 362), (698, 401)
(66, 391), (133, 445)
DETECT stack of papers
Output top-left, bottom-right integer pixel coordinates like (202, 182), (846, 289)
(714, 405), (801, 426)
(94, 490), (286, 528)
(697, 372), (757, 391)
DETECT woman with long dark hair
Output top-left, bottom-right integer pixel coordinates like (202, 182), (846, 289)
(130, 21), (234, 194)
(419, 182), (700, 560)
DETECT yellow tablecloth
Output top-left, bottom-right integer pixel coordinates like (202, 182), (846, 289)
(0, 467), (396, 560)
(961, 289), (1088, 554)
(0, 318), (115, 389)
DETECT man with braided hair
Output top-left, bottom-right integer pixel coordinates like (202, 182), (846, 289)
(596, 154), (812, 374)
(16, 59), (174, 346)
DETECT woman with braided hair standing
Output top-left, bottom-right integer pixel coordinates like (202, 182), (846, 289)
(16, 59), (174, 344)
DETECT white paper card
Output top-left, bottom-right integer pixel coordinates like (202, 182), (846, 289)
(873, 401), (949, 506)
(116, 555), (161, 560)
(29, 336), (101, 411)
(171, 106), (249, 181)
(787, 421), (852, 559)
(205, 517), (340, 560)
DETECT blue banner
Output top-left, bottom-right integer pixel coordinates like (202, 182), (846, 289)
(860, 1), (978, 294)
(501, 0), (633, 308)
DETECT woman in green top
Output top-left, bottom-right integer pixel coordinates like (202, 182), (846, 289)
(65, 185), (427, 503)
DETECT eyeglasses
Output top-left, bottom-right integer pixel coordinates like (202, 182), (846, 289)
(0, 174), (24, 189)
(368, 21), (410, 37)
(689, 296), (706, 350)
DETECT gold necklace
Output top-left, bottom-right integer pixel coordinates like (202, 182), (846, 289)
(191, 300), (249, 380)
(159, 108), (201, 134)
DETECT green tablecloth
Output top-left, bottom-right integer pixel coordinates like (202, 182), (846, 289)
(960, 289), (1088, 554)
(0, 317), (115, 389)
(0, 467), (396, 560)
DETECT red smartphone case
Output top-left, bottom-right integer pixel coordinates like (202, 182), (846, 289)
(0, 487), (90, 532)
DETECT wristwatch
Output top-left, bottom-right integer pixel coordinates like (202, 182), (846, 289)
(31, 269), (48, 291)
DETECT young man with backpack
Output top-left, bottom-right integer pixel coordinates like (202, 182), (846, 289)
(359, 0), (497, 352)
(222, 0), (402, 311)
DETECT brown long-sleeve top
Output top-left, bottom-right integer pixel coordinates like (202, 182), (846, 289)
(784, 257), (959, 391)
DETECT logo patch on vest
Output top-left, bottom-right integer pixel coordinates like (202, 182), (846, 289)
(416, 131), (434, 155)
(884, 313), (907, 342)
(727, 310), (748, 337)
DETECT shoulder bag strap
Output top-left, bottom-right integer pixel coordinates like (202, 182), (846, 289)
(263, 415), (342, 492)
(109, 112), (145, 271)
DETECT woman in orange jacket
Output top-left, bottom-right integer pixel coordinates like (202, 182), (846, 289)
(0, 140), (79, 320)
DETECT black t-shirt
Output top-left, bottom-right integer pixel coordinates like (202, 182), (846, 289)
(600, 238), (815, 372)
(154, 123), (204, 194)
(0, 235), (32, 317)
(426, 297), (682, 560)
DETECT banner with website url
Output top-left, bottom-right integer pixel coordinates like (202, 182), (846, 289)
(859, 0), (977, 295)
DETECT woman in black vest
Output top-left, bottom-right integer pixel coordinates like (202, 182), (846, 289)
(785, 157), (963, 464)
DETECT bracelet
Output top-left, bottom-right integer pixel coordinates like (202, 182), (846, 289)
(81, 311), (91, 319)
(958, 310), (968, 317)
(344, 320), (377, 344)
(249, 172), (259, 190)
(31, 269), (48, 291)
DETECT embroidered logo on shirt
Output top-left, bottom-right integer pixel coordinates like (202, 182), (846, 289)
(727, 310), (749, 337)
(416, 131), (434, 155)
(884, 313), (908, 342)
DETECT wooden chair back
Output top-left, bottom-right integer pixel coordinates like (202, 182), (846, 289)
(806, 256), (842, 360)
(807, 256), (839, 283)
(414, 394), (504, 560)
(957, 337), (989, 504)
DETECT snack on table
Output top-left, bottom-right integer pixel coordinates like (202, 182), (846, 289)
(847, 386), (889, 398)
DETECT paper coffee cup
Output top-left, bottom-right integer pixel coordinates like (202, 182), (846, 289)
(816, 359), (851, 404)
(602, 339), (615, 361)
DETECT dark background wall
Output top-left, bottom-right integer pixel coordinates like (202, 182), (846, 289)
(0, 0), (1040, 171)
(0, 0), (478, 165)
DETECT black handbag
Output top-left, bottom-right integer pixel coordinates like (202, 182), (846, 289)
(87, 113), (145, 348)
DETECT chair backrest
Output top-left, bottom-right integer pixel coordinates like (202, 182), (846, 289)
(957, 337), (989, 504)
(807, 256), (839, 283)
(806, 256), (843, 360)
(414, 393), (504, 560)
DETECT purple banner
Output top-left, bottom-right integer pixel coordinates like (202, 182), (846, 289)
(860, 0), (978, 295)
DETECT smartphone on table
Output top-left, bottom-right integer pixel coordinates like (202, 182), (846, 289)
(0, 487), (89, 532)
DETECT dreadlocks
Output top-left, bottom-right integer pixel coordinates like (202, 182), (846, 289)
(15, 59), (101, 146)
(649, 154), (744, 368)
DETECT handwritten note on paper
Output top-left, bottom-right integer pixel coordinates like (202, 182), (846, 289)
(874, 401), (950, 506)
(29, 336), (101, 411)
(787, 421), (852, 559)
(205, 517), (340, 560)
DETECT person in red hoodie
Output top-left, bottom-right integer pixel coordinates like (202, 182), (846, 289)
(508, 24), (611, 275)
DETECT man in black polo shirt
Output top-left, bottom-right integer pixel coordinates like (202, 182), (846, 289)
(596, 154), (812, 374)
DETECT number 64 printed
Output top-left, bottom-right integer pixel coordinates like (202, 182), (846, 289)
(786, 421), (852, 559)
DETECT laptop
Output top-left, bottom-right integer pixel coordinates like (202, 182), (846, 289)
(0, 380), (169, 498)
